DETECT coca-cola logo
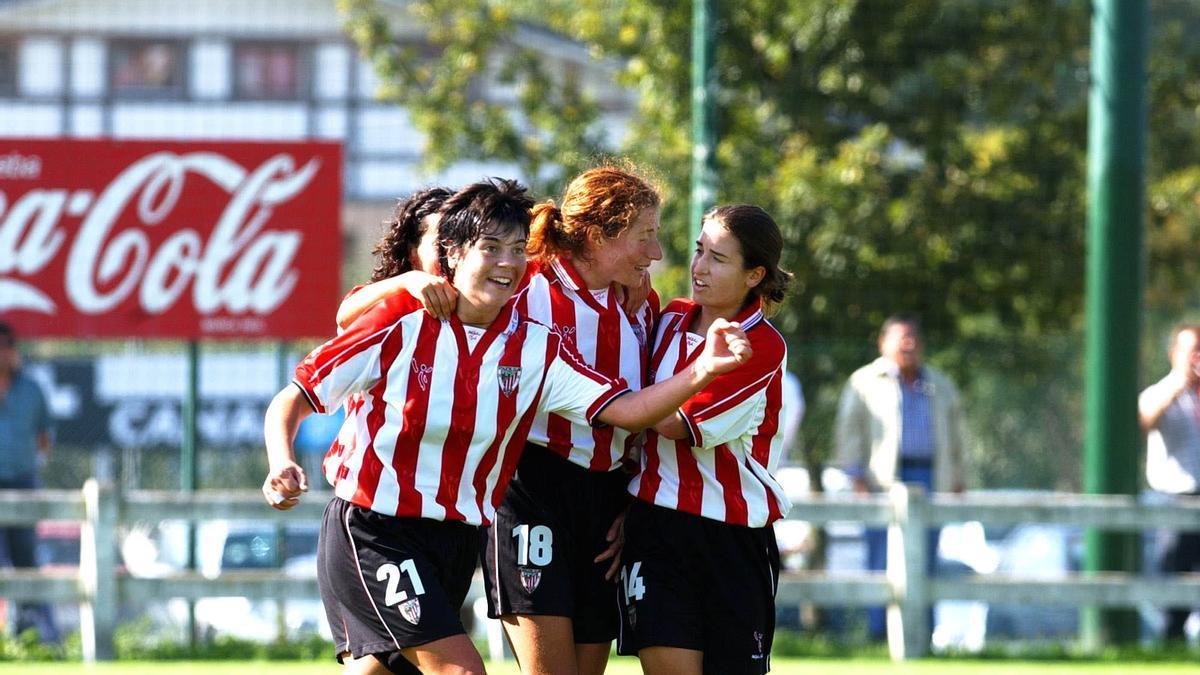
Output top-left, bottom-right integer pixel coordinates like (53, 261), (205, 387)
(0, 151), (319, 319)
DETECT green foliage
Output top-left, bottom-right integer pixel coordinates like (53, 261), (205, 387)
(112, 618), (332, 660)
(342, 0), (1200, 488)
(0, 628), (75, 661)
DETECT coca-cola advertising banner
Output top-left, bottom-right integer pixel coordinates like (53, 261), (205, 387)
(0, 139), (342, 338)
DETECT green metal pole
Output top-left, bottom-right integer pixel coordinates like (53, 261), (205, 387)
(182, 340), (200, 645)
(1082, 0), (1147, 648)
(689, 0), (717, 245)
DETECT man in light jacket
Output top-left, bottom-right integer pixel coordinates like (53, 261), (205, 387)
(1139, 323), (1200, 641)
(834, 314), (968, 640)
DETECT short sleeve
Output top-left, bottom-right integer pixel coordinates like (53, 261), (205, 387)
(539, 337), (630, 427)
(293, 293), (420, 414)
(680, 353), (782, 449)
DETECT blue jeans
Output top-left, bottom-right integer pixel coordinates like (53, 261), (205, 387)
(864, 462), (937, 641)
(0, 474), (59, 643)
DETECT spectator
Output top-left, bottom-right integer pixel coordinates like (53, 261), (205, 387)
(834, 314), (967, 641)
(1139, 323), (1200, 641)
(0, 322), (59, 644)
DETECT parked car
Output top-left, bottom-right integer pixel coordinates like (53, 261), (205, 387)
(193, 522), (328, 641)
(983, 523), (1083, 640)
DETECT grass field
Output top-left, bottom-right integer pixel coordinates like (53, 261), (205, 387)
(0, 659), (1197, 674)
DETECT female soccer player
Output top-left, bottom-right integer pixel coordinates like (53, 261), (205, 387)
(483, 166), (661, 675)
(617, 204), (793, 675)
(261, 179), (750, 675)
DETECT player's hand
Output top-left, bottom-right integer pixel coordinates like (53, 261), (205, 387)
(698, 319), (752, 378)
(263, 460), (308, 510)
(594, 507), (628, 581)
(403, 271), (458, 319)
(617, 270), (652, 315)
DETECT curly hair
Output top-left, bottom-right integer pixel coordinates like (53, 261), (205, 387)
(702, 204), (793, 313)
(527, 164), (661, 263)
(369, 187), (453, 282)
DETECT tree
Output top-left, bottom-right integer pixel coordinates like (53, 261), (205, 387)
(341, 0), (1200, 489)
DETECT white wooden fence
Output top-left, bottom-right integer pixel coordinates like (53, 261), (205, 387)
(1, 480), (1198, 662)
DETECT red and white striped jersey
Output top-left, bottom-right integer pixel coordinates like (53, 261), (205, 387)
(627, 298), (792, 527)
(295, 291), (630, 526)
(512, 258), (658, 472)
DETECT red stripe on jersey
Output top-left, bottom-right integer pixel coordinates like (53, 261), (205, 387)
(469, 324), (528, 520)
(636, 430), (664, 503)
(674, 438), (704, 513)
(545, 284), (578, 456)
(752, 371), (783, 466)
(754, 370), (785, 522)
(686, 370), (777, 424)
(352, 322), (407, 509)
(391, 315), (441, 516)
(714, 443), (749, 526)
(589, 292), (621, 469)
(434, 330), (479, 522)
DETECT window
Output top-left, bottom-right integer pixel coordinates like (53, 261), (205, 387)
(111, 40), (184, 96)
(0, 41), (16, 95)
(234, 44), (304, 99)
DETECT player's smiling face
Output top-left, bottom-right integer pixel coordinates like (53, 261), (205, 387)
(447, 226), (528, 321)
(589, 206), (662, 288)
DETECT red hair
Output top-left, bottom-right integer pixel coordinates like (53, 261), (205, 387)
(528, 165), (660, 262)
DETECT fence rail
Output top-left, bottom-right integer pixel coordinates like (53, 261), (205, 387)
(1, 481), (1198, 662)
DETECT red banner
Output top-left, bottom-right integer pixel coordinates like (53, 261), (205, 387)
(0, 139), (342, 339)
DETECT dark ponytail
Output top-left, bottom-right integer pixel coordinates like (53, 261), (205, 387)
(703, 204), (793, 313)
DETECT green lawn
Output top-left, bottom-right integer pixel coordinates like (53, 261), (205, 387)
(0, 659), (1197, 674)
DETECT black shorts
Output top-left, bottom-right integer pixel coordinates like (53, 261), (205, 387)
(616, 499), (780, 675)
(317, 497), (479, 672)
(481, 443), (631, 643)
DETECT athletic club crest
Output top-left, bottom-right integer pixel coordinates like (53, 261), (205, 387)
(398, 598), (421, 625)
(498, 366), (521, 397)
(626, 604), (637, 630)
(518, 566), (542, 593)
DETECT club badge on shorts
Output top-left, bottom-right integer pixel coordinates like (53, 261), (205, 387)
(398, 598), (421, 625)
(518, 566), (542, 593)
(498, 366), (521, 397)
